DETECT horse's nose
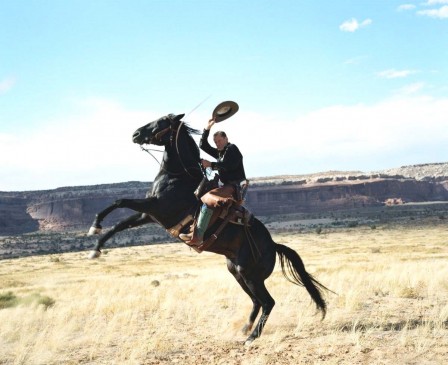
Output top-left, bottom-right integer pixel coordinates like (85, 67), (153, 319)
(132, 131), (141, 143)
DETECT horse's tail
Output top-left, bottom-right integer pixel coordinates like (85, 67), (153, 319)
(275, 243), (331, 319)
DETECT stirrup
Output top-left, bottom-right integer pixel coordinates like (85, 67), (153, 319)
(179, 232), (193, 242)
(181, 232), (203, 246)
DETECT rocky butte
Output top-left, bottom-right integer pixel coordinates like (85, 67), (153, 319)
(0, 163), (447, 236)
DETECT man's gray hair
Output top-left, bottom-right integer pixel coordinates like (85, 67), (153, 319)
(213, 131), (227, 138)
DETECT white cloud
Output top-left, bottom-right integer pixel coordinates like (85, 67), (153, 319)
(423, 0), (448, 5)
(397, 4), (416, 11)
(343, 55), (368, 65)
(223, 96), (448, 177)
(339, 18), (372, 32)
(0, 77), (16, 94)
(417, 5), (448, 18)
(2, 96), (448, 190)
(0, 99), (164, 190)
(376, 69), (418, 79)
(395, 82), (426, 95)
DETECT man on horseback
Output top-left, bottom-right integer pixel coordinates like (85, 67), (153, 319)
(89, 110), (330, 344)
(179, 117), (247, 245)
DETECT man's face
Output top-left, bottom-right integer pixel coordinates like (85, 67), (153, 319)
(213, 135), (228, 151)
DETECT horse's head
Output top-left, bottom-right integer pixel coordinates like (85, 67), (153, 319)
(132, 113), (202, 179)
(132, 113), (185, 146)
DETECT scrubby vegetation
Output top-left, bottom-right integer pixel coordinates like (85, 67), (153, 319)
(0, 213), (447, 364)
(1, 202), (447, 260)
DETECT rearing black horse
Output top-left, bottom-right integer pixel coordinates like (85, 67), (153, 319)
(88, 113), (330, 345)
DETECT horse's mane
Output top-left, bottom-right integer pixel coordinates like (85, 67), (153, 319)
(177, 120), (200, 137)
(177, 121), (201, 163)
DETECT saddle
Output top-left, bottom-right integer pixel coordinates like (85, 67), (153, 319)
(185, 200), (254, 253)
(166, 175), (252, 253)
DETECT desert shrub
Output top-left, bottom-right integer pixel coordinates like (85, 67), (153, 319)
(399, 286), (420, 299)
(0, 291), (18, 309)
(36, 295), (56, 309)
(331, 221), (344, 226)
(347, 221), (359, 228)
(0, 292), (55, 310)
(19, 293), (55, 309)
(49, 256), (62, 263)
(370, 225), (377, 230)
(315, 227), (322, 235)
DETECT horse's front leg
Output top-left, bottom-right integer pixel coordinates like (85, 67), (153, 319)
(89, 211), (154, 259)
(87, 197), (155, 235)
(87, 201), (119, 235)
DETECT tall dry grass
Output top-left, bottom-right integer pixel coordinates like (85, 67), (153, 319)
(1, 219), (447, 364)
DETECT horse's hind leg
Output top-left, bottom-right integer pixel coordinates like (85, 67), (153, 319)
(240, 276), (275, 345)
(227, 260), (261, 335)
(89, 213), (153, 258)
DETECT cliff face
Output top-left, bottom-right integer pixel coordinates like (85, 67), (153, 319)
(0, 196), (39, 234)
(247, 178), (448, 215)
(0, 182), (151, 235)
(1, 163), (447, 235)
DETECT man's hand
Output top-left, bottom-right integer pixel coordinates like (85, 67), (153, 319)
(205, 117), (216, 130)
(201, 159), (212, 168)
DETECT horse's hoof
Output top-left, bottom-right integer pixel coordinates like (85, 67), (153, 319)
(244, 337), (255, 346)
(87, 226), (102, 236)
(88, 250), (101, 259)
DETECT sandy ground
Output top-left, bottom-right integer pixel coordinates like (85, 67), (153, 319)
(1, 219), (448, 364)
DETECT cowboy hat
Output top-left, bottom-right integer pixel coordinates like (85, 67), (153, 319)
(212, 101), (239, 123)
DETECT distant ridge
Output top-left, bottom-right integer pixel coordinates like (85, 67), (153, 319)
(374, 162), (448, 180)
(251, 162), (448, 185)
(0, 162), (447, 235)
(1, 162), (447, 194)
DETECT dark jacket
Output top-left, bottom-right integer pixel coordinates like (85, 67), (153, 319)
(199, 129), (246, 185)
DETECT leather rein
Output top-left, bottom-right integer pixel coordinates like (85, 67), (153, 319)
(141, 120), (201, 179)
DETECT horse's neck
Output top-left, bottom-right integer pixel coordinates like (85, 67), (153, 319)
(176, 133), (200, 165)
(147, 132), (201, 227)
(164, 134), (200, 178)
(148, 169), (199, 229)
(151, 144), (200, 195)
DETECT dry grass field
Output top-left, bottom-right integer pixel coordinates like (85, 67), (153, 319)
(1, 218), (447, 364)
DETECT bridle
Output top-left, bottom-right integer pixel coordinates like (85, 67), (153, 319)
(142, 95), (211, 178)
(151, 126), (171, 144)
(149, 124), (176, 146)
(141, 116), (201, 179)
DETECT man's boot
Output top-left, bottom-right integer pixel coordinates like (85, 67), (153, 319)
(179, 204), (213, 245)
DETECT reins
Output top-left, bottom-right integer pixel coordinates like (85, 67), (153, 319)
(140, 146), (165, 166)
(174, 120), (201, 179)
(141, 119), (202, 178)
(140, 95), (211, 179)
(152, 126), (171, 143)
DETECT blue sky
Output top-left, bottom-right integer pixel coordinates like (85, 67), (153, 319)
(1, 0), (448, 191)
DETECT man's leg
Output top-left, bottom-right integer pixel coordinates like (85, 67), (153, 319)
(179, 203), (213, 244)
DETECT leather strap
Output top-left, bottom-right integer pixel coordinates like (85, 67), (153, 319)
(166, 214), (194, 237)
(198, 211), (235, 251)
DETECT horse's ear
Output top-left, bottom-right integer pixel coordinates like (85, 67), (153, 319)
(169, 113), (185, 127)
(174, 114), (185, 122)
